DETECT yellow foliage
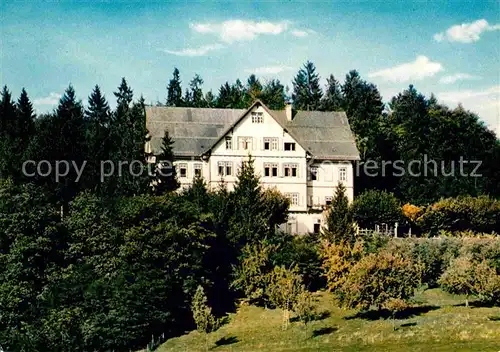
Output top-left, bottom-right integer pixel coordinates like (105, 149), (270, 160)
(402, 203), (423, 223)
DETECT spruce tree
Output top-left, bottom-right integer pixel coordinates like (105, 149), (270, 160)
(324, 182), (354, 244)
(84, 85), (111, 192)
(244, 74), (263, 106)
(261, 79), (286, 110)
(216, 82), (232, 108)
(183, 88), (192, 107)
(190, 74), (205, 108)
(15, 88), (36, 178)
(230, 79), (246, 108)
(292, 61), (323, 111)
(166, 67), (183, 107)
(205, 90), (215, 108)
(320, 74), (343, 111)
(155, 129), (179, 195)
(0, 86), (17, 180)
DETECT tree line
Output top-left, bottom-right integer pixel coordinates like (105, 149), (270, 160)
(2, 60), (498, 207)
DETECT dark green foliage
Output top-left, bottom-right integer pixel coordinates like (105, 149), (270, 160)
(244, 74), (263, 106)
(351, 190), (402, 228)
(292, 61), (323, 111)
(154, 130), (179, 195)
(82, 85), (112, 192)
(271, 233), (325, 291)
(216, 82), (233, 108)
(323, 182), (355, 244)
(166, 67), (183, 107)
(320, 74), (343, 111)
(190, 74), (206, 108)
(260, 79), (286, 110)
(418, 196), (500, 235)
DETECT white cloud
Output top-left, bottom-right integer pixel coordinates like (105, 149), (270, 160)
(437, 85), (500, 131)
(33, 92), (62, 106)
(439, 73), (481, 84)
(433, 19), (500, 43)
(244, 65), (294, 75)
(163, 43), (224, 57)
(190, 20), (289, 43)
(368, 56), (443, 83)
(291, 30), (308, 37)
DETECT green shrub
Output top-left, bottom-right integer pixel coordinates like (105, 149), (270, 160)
(338, 248), (418, 311)
(351, 190), (402, 229)
(418, 196), (500, 235)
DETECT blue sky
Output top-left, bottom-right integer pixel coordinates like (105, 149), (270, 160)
(1, 0), (499, 134)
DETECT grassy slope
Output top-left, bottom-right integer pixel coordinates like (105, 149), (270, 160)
(157, 289), (500, 352)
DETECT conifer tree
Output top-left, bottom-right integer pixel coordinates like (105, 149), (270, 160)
(216, 82), (232, 108)
(166, 67), (183, 107)
(230, 79), (246, 108)
(190, 74), (205, 108)
(292, 61), (323, 111)
(0, 86), (17, 179)
(155, 129), (179, 195)
(323, 182), (354, 244)
(183, 88), (192, 107)
(244, 74), (263, 106)
(205, 90), (215, 108)
(320, 74), (343, 111)
(84, 85), (111, 191)
(261, 79), (286, 110)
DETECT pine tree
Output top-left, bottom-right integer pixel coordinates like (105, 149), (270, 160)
(183, 88), (192, 107)
(53, 85), (86, 207)
(261, 79), (286, 110)
(244, 74), (263, 106)
(166, 67), (183, 107)
(84, 85), (111, 192)
(292, 61), (323, 111)
(320, 74), (343, 111)
(230, 79), (246, 108)
(190, 74), (206, 108)
(0, 86), (17, 179)
(155, 129), (179, 195)
(205, 90), (215, 108)
(324, 182), (355, 244)
(216, 82), (232, 108)
(15, 89), (36, 179)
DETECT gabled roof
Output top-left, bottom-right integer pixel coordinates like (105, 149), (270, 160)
(145, 101), (360, 160)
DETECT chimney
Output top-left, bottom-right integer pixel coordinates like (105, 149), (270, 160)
(285, 102), (292, 121)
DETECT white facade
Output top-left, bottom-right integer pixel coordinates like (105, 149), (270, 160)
(164, 104), (355, 235)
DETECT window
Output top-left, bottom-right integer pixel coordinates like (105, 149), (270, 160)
(285, 193), (299, 206)
(284, 142), (296, 151)
(194, 163), (202, 177)
(313, 223), (321, 234)
(251, 111), (263, 123)
(339, 167), (347, 182)
(239, 137), (253, 150)
(264, 163), (278, 177)
(218, 161), (233, 176)
(283, 163), (298, 177)
(325, 196), (333, 206)
(225, 136), (232, 150)
(178, 163), (188, 178)
(310, 166), (318, 181)
(263, 137), (278, 151)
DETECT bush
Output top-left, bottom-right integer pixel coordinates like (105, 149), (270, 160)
(271, 232), (325, 291)
(231, 240), (277, 305)
(418, 195), (500, 235)
(337, 249), (418, 311)
(267, 265), (304, 330)
(321, 239), (364, 293)
(351, 190), (402, 229)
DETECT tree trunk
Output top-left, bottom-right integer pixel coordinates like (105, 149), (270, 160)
(465, 295), (469, 308)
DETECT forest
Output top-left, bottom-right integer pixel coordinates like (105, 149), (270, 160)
(0, 61), (499, 351)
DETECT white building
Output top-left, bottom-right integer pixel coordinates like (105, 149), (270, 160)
(145, 100), (360, 234)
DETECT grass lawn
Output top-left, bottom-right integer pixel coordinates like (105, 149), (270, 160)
(156, 289), (500, 352)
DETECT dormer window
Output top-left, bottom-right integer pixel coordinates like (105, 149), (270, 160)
(251, 112), (263, 123)
(284, 142), (296, 151)
(225, 136), (232, 150)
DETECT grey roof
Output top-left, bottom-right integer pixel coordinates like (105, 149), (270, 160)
(146, 103), (360, 160)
